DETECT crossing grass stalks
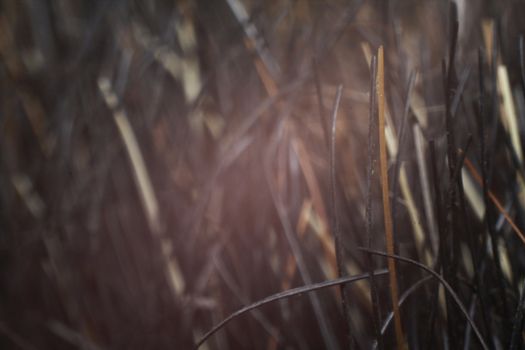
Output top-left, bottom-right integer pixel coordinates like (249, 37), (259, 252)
(1, 1), (525, 349)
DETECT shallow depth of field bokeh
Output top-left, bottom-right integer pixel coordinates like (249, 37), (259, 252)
(1, 1), (525, 349)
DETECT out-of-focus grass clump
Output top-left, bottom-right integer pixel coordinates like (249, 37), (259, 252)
(1, 0), (525, 349)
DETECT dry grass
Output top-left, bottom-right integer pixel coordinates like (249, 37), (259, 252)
(1, 1), (525, 349)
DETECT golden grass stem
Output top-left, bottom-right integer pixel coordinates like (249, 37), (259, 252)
(376, 46), (405, 349)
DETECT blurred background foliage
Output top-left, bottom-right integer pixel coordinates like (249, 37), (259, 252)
(1, 0), (525, 349)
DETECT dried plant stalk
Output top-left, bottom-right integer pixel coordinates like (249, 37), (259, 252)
(463, 156), (525, 245)
(98, 77), (185, 297)
(376, 46), (405, 349)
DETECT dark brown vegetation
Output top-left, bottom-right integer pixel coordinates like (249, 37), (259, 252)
(1, 0), (525, 349)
